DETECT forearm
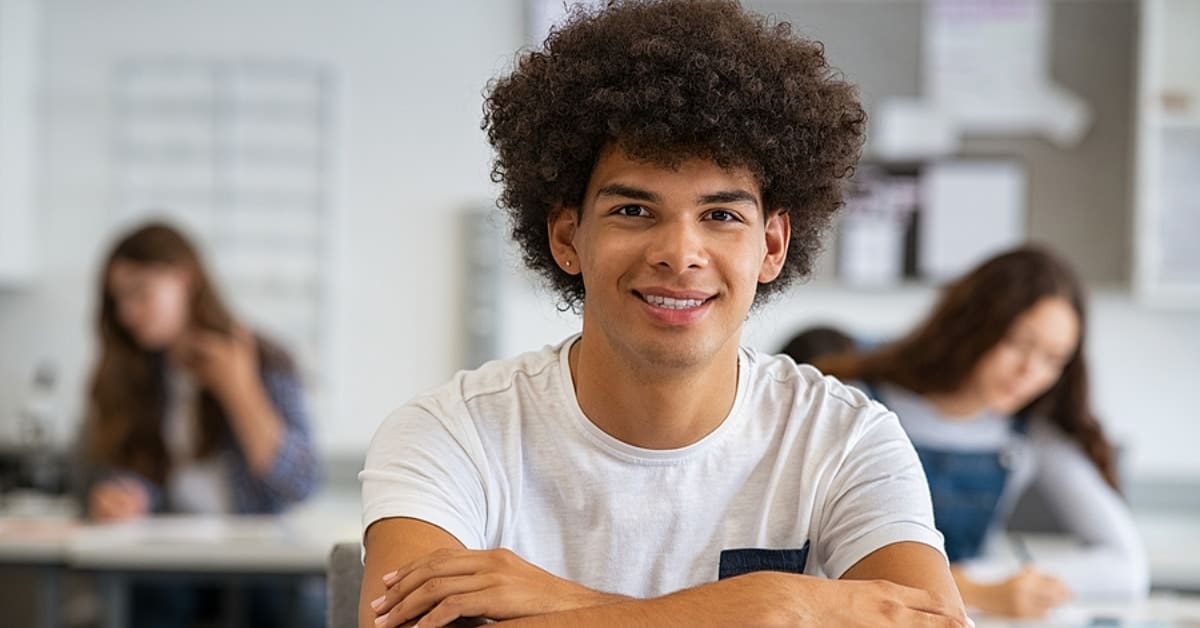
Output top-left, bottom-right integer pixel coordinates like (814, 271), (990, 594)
(951, 565), (989, 610)
(496, 575), (779, 628)
(220, 381), (285, 476)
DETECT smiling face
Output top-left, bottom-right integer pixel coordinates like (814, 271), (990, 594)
(966, 295), (1080, 415)
(549, 147), (789, 374)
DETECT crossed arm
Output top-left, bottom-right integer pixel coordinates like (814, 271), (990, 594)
(359, 517), (971, 628)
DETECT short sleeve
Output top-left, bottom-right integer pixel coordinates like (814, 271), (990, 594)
(816, 406), (946, 577)
(359, 404), (488, 550)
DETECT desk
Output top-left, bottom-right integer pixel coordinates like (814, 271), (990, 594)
(974, 594), (1200, 627)
(1136, 512), (1200, 592)
(0, 498), (78, 628)
(72, 514), (348, 573)
(0, 494), (359, 628)
(75, 510), (357, 627)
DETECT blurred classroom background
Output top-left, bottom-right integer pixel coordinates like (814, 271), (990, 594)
(0, 0), (1198, 626)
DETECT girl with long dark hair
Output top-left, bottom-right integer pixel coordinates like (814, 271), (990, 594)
(83, 221), (320, 625)
(818, 245), (1148, 618)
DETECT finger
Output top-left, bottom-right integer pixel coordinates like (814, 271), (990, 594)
(383, 550), (453, 587)
(417, 591), (494, 628)
(886, 581), (957, 617)
(184, 329), (228, 357)
(114, 477), (144, 496)
(95, 486), (132, 515)
(375, 551), (476, 609)
(887, 583), (974, 627)
(1038, 586), (1071, 609)
(104, 493), (139, 519)
(894, 606), (974, 628)
(233, 324), (255, 349)
(384, 551), (486, 596)
(377, 575), (490, 625)
(109, 480), (146, 511)
(91, 491), (117, 519)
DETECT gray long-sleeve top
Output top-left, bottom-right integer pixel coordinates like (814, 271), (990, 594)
(876, 381), (1150, 601)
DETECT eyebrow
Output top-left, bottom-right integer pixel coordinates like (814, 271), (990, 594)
(697, 190), (759, 207)
(595, 184), (760, 208)
(595, 184), (661, 204)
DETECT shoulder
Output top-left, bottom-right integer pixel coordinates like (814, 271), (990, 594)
(741, 348), (891, 435)
(375, 340), (566, 437)
(1025, 417), (1083, 453)
(432, 338), (561, 408)
(1024, 417), (1098, 467)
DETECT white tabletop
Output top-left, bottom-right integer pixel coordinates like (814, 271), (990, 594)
(1136, 511), (1200, 592)
(974, 593), (1200, 627)
(69, 513), (356, 573)
(0, 516), (76, 564)
(0, 492), (360, 573)
(0, 492), (79, 564)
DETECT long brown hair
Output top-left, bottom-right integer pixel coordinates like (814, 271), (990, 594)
(817, 245), (1119, 489)
(87, 222), (281, 484)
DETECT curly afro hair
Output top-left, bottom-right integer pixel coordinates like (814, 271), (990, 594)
(484, 0), (865, 310)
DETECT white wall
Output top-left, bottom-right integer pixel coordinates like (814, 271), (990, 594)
(0, 0), (524, 453)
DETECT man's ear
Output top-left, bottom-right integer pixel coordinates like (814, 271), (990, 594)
(547, 206), (581, 275)
(757, 209), (790, 283)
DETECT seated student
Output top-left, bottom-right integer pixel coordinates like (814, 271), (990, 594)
(359, 2), (971, 627)
(817, 245), (1149, 619)
(780, 325), (857, 366)
(82, 221), (320, 626)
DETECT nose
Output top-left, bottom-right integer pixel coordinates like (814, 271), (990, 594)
(646, 217), (707, 272)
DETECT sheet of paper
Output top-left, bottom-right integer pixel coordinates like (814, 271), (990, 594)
(918, 160), (1027, 280)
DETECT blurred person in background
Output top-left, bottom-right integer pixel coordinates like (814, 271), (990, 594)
(818, 245), (1149, 619)
(779, 325), (856, 366)
(81, 221), (320, 626)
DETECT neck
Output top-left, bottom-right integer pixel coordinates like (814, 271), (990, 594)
(924, 388), (987, 419)
(568, 333), (741, 450)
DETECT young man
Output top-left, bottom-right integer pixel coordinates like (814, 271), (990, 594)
(360, 2), (971, 626)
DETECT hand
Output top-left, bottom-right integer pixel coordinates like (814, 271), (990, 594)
(87, 477), (149, 522)
(971, 568), (1072, 619)
(720, 571), (974, 628)
(173, 325), (258, 402)
(370, 547), (626, 627)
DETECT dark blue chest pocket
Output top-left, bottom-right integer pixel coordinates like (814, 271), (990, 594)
(718, 542), (810, 580)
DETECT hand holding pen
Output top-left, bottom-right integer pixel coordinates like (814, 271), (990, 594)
(975, 534), (1074, 619)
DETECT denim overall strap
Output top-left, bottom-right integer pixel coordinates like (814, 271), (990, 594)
(864, 381), (1018, 563)
(912, 444), (1011, 562)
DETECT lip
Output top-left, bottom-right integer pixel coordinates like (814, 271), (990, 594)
(632, 288), (716, 326)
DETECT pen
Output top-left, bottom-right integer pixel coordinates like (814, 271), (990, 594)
(1009, 533), (1033, 566)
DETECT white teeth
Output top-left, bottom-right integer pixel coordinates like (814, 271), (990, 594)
(643, 294), (705, 309)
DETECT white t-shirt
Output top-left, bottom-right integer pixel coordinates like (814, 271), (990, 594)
(163, 368), (231, 514)
(361, 336), (944, 599)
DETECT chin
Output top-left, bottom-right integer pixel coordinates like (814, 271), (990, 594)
(133, 332), (170, 352)
(990, 396), (1029, 417)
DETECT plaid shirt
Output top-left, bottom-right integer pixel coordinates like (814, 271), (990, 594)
(224, 365), (320, 514)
